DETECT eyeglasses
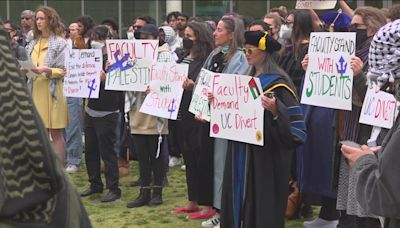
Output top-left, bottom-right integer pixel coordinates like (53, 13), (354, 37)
(348, 23), (367, 31)
(21, 17), (32, 20)
(242, 47), (259, 55)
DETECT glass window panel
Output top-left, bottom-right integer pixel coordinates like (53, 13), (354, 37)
(0, 0), (7, 21)
(234, 1), (268, 19)
(122, 1), (164, 27)
(182, 1), (194, 18)
(84, 0), (118, 25)
(47, 0), (81, 25)
(9, 0), (43, 24)
(365, 0), (382, 8)
(195, 0), (230, 20)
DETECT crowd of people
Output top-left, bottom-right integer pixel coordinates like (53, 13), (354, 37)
(1, 1), (400, 227)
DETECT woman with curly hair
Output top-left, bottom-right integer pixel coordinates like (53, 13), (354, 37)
(23, 6), (67, 164)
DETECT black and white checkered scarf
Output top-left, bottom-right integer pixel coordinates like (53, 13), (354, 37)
(368, 19), (400, 87)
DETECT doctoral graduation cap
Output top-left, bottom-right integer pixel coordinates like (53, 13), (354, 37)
(320, 9), (352, 32)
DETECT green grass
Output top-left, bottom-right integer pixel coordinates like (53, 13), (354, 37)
(69, 160), (316, 228)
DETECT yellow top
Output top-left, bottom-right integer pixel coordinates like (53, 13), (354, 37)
(31, 37), (68, 129)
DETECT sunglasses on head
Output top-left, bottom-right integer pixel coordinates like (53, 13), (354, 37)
(21, 17), (31, 20)
(242, 47), (259, 55)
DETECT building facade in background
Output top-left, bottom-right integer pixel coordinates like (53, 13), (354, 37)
(0, 0), (397, 35)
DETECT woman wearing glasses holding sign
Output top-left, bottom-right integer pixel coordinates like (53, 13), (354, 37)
(220, 31), (306, 228)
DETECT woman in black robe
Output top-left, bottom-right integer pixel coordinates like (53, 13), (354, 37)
(220, 31), (306, 228)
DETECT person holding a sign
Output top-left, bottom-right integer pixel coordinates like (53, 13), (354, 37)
(80, 25), (123, 203)
(23, 6), (68, 164)
(334, 7), (387, 228)
(193, 14), (249, 223)
(220, 30), (306, 228)
(171, 21), (216, 224)
(341, 20), (400, 228)
(127, 24), (173, 208)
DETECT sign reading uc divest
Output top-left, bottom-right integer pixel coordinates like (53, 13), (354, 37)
(301, 32), (356, 111)
(64, 49), (102, 98)
(105, 39), (158, 92)
(359, 86), (399, 129)
(209, 73), (264, 146)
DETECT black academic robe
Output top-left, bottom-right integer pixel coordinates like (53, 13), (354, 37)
(220, 74), (306, 228)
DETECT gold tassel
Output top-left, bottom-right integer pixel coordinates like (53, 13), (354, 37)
(258, 31), (268, 51)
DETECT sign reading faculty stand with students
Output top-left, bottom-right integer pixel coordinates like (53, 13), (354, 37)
(139, 63), (189, 120)
(301, 32), (356, 111)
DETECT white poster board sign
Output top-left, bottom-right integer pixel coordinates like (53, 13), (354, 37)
(140, 63), (189, 120)
(18, 58), (40, 79)
(296, 0), (337, 9)
(105, 39), (158, 91)
(63, 49), (102, 98)
(359, 86), (399, 129)
(210, 73), (264, 146)
(301, 32), (356, 111)
(188, 69), (213, 121)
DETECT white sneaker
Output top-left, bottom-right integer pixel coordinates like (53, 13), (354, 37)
(304, 218), (338, 228)
(213, 225), (220, 228)
(168, 156), (181, 167)
(181, 165), (186, 171)
(65, 165), (79, 174)
(201, 213), (220, 228)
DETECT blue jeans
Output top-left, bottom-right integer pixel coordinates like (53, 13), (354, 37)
(65, 97), (83, 165)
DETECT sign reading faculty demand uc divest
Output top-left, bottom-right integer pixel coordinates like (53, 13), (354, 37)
(210, 73), (264, 146)
(105, 39), (158, 92)
(140, 63), (189, 120)
(64, 49), (102, 98)
(301, 32), (356, 111)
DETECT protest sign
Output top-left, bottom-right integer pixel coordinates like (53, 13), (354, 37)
(301, 32), (356, 110)
(209, 74), (264, 146)
(105, 39), (158, 91)
(18, 58), (40, 79)
(139, 63), (189, 120)
(296, 0), (337, 9)
(359, 86), (399, 129)
(188, 69), (213, 121)
(63, 49), (102, 98)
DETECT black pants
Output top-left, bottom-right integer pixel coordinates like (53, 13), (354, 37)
(319, 197), (340, 221)
(178, 118), (214, 206)
(132, 134), (165, 187)
(338, 211), (381, 228)
(167, 120), (181, 158)
(84, 113), (120, 194)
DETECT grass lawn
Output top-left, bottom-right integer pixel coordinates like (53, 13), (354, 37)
(69, 160), (315, 228)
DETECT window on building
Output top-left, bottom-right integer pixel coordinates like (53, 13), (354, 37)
(47, 0), (81, 25)
(9, 0), (43, 25)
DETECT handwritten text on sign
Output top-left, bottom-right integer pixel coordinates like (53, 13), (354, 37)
(359, 86), (399, 129)
(140, 63), (189, 120)
(105, 39), (158, 91)
(64, 49), (102, 98)
(210, 74), (264, 146)
(188, 69), (213, 122)
(301, 32), (356, 111)
(296, 0), (337, 9)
